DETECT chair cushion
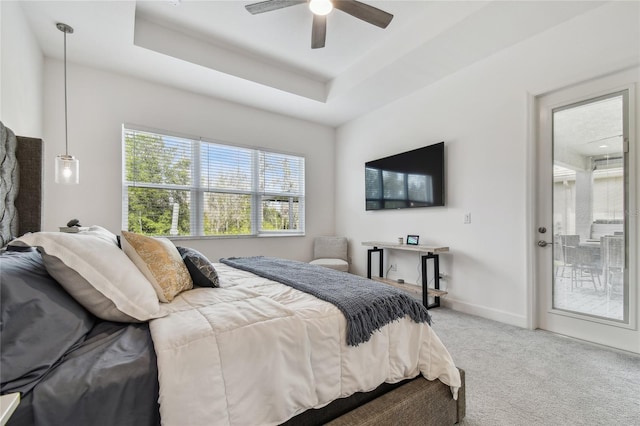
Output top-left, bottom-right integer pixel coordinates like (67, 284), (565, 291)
(314, 237), (348, 262)
(310, 258), (349, 272)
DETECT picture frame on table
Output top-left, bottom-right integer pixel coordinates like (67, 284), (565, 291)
(406, 235), (419, 245)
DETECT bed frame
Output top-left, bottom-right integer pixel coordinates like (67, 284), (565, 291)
(5, 131), (466, 425)
(288, 369), (466, 425)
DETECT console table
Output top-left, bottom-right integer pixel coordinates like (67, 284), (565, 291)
(362, 241), (449, 309)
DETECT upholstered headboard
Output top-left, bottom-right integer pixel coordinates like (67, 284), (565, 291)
(0, 121), (42, 245)
(15, 136), (43, 235)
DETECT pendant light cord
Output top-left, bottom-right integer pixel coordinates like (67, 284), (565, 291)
(63, 28), (69, 156)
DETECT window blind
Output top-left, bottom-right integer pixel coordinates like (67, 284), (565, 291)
(123, 126), (305, 237)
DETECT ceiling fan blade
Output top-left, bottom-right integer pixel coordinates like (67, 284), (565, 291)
(245, 0), (306, 15)
(311, 14), (327, 49)
(333, 0), (393, 28)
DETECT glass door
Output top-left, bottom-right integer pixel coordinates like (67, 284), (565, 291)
(535, 72), (637, 352)
(551, 92), (628, 322)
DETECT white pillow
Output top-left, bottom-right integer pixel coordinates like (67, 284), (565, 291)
(12, 227), (163, 322)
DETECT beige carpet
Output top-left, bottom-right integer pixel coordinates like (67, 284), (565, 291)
(428, 308), (640, 426)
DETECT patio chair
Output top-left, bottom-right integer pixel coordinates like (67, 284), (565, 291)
(601, 235), (624, 299)
(561, 235), (600, 291)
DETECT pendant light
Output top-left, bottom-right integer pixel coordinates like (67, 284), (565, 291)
(54, 22), (79, 185)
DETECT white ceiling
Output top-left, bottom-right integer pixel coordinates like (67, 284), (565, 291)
(19, 0), (605, 127)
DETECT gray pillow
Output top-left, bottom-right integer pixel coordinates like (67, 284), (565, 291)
(0, 248), (95, 395)
(176, 247), (219, 288)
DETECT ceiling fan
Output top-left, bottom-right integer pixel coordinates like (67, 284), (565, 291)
(245, 0), (394, 49)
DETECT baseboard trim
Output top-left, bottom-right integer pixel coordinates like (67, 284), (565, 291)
(441, 298), (529, 328)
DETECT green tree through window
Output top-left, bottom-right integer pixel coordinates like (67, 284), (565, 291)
(125, 132), (191, 236)
(123, 127), (305, 237)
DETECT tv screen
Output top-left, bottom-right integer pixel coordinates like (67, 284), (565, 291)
(365, 142), (444, 211)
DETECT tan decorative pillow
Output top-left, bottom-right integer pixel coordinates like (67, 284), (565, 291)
(121, 231), (193, 303)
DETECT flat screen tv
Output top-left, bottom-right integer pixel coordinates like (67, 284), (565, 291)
(365, 142), (444, 211)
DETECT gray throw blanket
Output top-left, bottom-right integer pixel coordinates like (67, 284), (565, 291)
(220, 256), (431, 346)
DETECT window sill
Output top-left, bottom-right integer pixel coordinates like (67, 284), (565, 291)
(166, 233), (305, 242)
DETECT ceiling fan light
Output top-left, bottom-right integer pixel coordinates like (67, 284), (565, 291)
(309, 0), (333, 16)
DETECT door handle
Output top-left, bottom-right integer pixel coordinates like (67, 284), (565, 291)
(537, 240), (552, 247)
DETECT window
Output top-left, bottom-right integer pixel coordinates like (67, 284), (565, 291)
(122, 127), (305, 237)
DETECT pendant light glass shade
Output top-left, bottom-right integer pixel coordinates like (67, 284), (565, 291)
(55, 22), (79, 185)
(55, 154), (79, 184)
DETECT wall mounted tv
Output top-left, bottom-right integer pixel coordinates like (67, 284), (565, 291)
(365, 142), (444, 211)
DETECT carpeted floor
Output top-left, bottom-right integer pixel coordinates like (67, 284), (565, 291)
(428, 308), (640, 426)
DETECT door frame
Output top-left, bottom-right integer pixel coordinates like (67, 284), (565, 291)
(527, 68), (639, 353)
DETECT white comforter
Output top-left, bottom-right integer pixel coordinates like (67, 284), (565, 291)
(150, 263), (461, 426)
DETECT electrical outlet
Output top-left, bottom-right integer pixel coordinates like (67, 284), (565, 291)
(390, 264), (397, 271)
(464, 212), (471, 224)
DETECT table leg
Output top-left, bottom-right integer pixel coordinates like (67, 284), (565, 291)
(367, 248), (384, 279)
(422, 253), (441, 309)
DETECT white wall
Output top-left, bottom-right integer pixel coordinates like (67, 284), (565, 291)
(42, 60), (336, 262)
(0, 1), (43, 136)
(335, 2), (640, 326)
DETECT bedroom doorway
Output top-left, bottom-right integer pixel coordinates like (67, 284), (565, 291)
(534, 71), (638, 352)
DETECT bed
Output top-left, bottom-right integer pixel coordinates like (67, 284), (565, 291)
(0, 123), (465, 425)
